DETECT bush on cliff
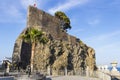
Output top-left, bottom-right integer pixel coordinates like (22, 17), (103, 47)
(55, 11), (71, 31)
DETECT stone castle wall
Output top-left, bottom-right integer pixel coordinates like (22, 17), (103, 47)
(12, 6), (97, 74)
(27, 6), (69, 41)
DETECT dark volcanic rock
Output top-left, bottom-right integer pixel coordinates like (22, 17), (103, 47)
(12, 6), (97, 74)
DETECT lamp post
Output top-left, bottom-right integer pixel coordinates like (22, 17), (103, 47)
(111, 61), (118, 72)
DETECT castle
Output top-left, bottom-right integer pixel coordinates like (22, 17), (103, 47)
(12, 6), (96, 75)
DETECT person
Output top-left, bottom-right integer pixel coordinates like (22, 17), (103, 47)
(27, 65), (31, 77)
(3, 60), (9, 76)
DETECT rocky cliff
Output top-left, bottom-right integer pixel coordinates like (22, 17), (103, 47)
(12, 6), (97, 74)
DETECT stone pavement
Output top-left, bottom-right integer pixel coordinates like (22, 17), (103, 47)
(16, 75), (34, 80)
(0, 75), (102, 80)
(0, 76), (14, 80)
(46, 76), (102, 80)
(16, 74), (46, 80)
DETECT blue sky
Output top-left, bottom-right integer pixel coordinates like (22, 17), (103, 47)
(0, 0), (120, 67)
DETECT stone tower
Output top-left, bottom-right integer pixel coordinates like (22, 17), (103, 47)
(12, 6), (97, 74)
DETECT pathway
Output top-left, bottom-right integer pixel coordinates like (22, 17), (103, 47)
(47, 76), (102, 80)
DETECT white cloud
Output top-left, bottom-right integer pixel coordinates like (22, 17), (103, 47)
(21, 0), (44, 9)
(69, 28), (84, 34)
(83, 31), (120, 66)
(21, 0), (34, 9)
(0, 4), (25, 23)
(95, 41), (120, 66)
(85, 31), (120, 43)
(48, 0), (89, 14)
(96, 42), (120, 54)
(88, 19), (100, 25)
(7, 6), (23, 17)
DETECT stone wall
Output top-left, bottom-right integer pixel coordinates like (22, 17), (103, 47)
(12, 6), (97, 74)
(27, 6), (68, 41)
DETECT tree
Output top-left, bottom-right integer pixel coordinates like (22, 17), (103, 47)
(55, 11), (71, 31)
(21, 27), (48, 72)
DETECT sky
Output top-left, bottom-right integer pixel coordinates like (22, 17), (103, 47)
(0, 0), (120, 67)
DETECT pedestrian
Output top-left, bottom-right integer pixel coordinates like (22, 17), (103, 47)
(3, 60), (9, 76)
(27, 65), (31, 77)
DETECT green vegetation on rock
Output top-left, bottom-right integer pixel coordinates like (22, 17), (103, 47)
(55, 11), (71, 31)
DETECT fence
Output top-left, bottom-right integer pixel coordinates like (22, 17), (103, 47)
(97, 71), (111, 80)
(35, 69), (99, 78)
(0, 69), (100, 77)
(0, 70), (46, 80)
(0, 69), (113, 80)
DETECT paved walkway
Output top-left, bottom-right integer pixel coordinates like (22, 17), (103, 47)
(47, 76), (102, 80)
(0, 75), (102, 80)
(16, 74), (46, 80)
(17, 75), (34, 80)
(0, 76), (14, 80)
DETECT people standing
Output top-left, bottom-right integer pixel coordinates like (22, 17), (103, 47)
(27, 65), (31, 77)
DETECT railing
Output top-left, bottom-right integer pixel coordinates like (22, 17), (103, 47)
(38, 69), (100, 78)
(0, 70), (26, 76)
(46, 69), (113, 80)
(0, 70), (46, 80)
(97, 71), (111, 80)
(0, 69), (113, 80)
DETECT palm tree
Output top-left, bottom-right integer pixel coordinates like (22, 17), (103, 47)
(21, 27), (48, 72)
